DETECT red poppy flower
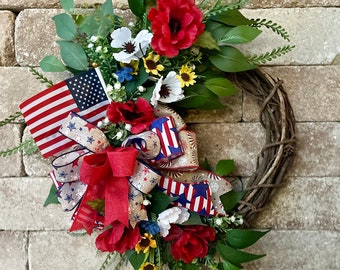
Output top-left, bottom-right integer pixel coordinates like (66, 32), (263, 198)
(107, 98), (155, 134)
(95, 221), (141, 253)
(164, 224), (215, 263)
(148, 0), (205, 57)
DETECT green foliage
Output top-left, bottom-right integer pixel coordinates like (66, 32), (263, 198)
(194, 30), (220, 50)
(182, 211), (204, 225)
(0, 138), (38, 157)
(226, 229), (270, 249)
(87, 199), (105, 215)
(29, 66), (54, 86)
(175, 84), (225, 110)
(217, 241), (266, 266)
(247, 45), (295, 65)
(219, 25), (262, 44)
(220, 190), (246, 212)
(128, 250), (146, 270)
(215, 159), (235, 176)
(251, 18), (291, 41)
(204, 0), (250, 18)
(39, 56), (67, 72)
(128, 0), (146, 17)
(204, 78), (237, 97)
(53, 13), (77, 40)
(43, 184), (60, 207)
(56, 40), (89, 71)
(60, 0), (74, 13)
(0, 112), (24, 126)
(209, 8), (253, 26)
(209, 46), (257, 73)
(217, 261), (241, 270)
(149, 188), (171, 214)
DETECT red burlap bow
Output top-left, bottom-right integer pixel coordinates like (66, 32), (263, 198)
(70, 147), (138, 234)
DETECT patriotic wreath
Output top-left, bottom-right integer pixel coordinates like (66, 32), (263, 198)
(2, 0), (296, 269)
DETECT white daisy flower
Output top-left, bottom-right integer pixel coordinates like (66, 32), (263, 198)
(151, 71), (184, 107)
(110, 27), (153, 63)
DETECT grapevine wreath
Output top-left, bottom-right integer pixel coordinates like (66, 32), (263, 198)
(1, 0), (296, 269)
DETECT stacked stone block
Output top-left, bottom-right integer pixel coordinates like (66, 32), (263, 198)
(0, 0), (339, 269)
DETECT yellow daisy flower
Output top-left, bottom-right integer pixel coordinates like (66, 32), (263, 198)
(121, 60), (139, 75)
(176, 64), (197, 87)
(139, 262), (158, 270)
(135, 233), (157, 254)
(143, 52), (164, 76)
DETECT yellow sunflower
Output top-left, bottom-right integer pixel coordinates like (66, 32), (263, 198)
(143, 52), (164, 76)
(135, 233), (157, 254)
(139, 262), (158, 270)
(176, 65), (197, 87)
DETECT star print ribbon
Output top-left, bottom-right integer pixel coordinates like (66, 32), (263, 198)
(59, 111), (110, 153)
(158, 176), (216, 216)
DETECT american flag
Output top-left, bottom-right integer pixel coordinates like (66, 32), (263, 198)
(158, 176), (216, 216)
(19, 68), (109, 158)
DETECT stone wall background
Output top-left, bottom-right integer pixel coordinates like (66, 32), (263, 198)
(0, 0), (339, 269)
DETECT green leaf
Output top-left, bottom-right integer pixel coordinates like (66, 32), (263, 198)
(204, 78), (237, 97)
(217, 241), (266, 265)
(60, 0), (74, 13)
(194, 30), (219, 50)
(220, 190), (246, 212)
(210, 9), (253, 26)
(39, 55), (67, 72)
(87, 199), (105, 215)
(125, 66), (149, 99)
(52, 13), (77, 40)
(209, 46), (256, 72)
(206, 20), (233, 42)
(101, 0), (114, 16)
(218, 261), (241, 270)
(175, 84), (225, 110)
(56, 41), (88, 71)
(149, 188), (171, 214)
(128, 0), (145, 17)
(182, 211), (204, 225)
(226, 229), (270, 249)
(215, 159), (235, 176)
(43, 184), (60, 207)
(220, 25), (262, 44)
(127, 250), (145, 270)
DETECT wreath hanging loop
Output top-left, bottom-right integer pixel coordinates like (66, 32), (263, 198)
(233, 68), (297, 223)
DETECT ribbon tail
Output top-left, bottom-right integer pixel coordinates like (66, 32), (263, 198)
(104, 176), (129, 228)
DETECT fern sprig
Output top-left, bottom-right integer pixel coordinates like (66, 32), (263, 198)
(29, 66), (54, 87)
(247, 45), (295, 65)
(0, 138), (38, 157)
(0, 112), (24, 126)
(251, 18), (291, 41)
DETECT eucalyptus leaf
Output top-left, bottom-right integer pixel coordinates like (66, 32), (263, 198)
(209, 46), (256, 72)
(217, 241), (266, 265)
(56, 41), (88, 71)
(40, 55), (67, 72)
(226, 229), (270, 249)
(53, 13), (77, 40)
(128, 0), (145, 17)
(60, 0), (74, 13)
(204, 78), (237, 97)
(220, 25), (262, 44)
(43, 184), (60, 207)
(215, 159), (235, 176)
(220, 190), (246, 212)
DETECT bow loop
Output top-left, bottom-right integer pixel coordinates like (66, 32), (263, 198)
(107, 147), (138, 177)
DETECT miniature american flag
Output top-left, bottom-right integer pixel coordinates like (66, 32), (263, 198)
(19, 68), (109, 158)
(158, 176), (216, 216)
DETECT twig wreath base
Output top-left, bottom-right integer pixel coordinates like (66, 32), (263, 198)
(233, 68), (297, 224)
